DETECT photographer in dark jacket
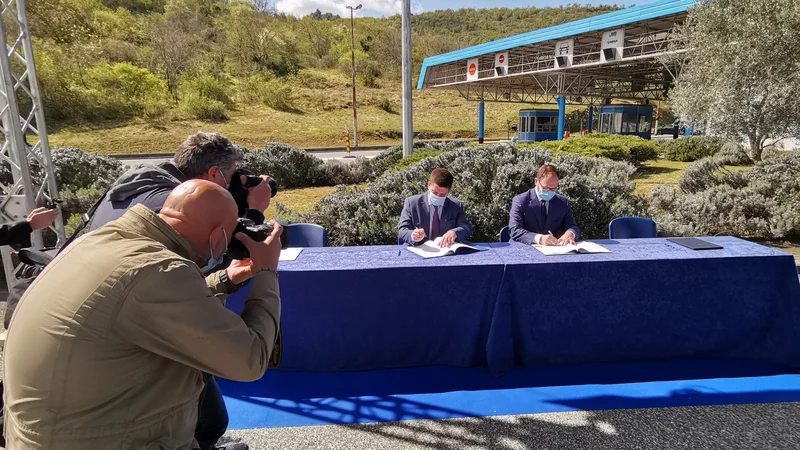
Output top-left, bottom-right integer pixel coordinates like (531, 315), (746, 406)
(0, 207), (59, 249)
(88, 131), (273, 450)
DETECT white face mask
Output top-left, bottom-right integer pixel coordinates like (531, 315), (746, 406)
(200, 228), (228, 273)
(219, 167), (231, 190)
(429, 191), (446, 207)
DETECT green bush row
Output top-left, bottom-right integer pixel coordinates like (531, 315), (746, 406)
(661, 136), (730, 162)
(534, 134), (659, 164)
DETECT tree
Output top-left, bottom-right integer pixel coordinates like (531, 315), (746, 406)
(665, 0), (800, 162)
(150, 15), (200, 102)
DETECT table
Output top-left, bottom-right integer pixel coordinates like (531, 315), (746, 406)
(487, 237), (800, 376)
(225, 237), (800, 377)
(227, 244), (506, 371)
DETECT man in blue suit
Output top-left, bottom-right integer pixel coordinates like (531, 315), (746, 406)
(509, 164), (580, 246)
(398, 168), (472, 247)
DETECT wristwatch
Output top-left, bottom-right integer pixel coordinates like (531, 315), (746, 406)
(219, 270), (246, 294)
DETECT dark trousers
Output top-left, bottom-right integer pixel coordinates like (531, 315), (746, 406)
(195, 373), (229, 450)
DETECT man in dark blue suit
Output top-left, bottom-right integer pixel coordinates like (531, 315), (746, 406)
(398, 168), (472, 247)
(509, 164), (580, 246)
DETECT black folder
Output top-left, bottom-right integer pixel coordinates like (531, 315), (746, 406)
(667, 237), (724, 250)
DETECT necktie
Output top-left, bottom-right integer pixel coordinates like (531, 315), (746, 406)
(541, 201), (548, 226)
(431, 206), (441, 240)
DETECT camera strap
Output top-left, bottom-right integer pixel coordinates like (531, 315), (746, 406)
(57, 185), (112, 256)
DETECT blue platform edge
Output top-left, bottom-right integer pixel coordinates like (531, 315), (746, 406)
(220, 359), (800, 430)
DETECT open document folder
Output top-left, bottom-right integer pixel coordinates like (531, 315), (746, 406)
(407, 237), (485, 259)
(532, 241), (611, 256)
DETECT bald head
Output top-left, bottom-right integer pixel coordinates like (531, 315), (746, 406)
(159, 180), (238, 261)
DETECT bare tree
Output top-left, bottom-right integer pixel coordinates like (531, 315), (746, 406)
(150, 16), (200, 102)
(250, 0), (275, 14)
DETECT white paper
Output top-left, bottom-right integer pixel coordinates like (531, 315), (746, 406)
(532, 241), (611, 256)
(279, 248), (303, 261)
(407, 238), (482, 259)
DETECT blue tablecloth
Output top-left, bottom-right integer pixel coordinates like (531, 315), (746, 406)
(228, 244), (506, 371)
(487, 237), (800, 376)
(225, 237), (800, 377)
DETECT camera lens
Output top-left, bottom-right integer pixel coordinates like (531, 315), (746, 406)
(268, 179), (278, 197)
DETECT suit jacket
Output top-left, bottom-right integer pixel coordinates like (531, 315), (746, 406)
(509, 189), (580, 245)
(398, 193), (472, 245)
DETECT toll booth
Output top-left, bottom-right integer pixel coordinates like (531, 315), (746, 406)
(517, 109), (559, 142)
(597, 105), (653, 139)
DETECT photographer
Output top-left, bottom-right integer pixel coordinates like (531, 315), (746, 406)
(4, 180), (281, 450)
(0, 207), (60, 249)
(85, 132), (273, 450)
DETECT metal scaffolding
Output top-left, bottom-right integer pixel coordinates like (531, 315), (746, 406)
(0, 0), (64, 292)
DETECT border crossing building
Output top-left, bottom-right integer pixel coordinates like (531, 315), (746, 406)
(416, 0), (695, 142)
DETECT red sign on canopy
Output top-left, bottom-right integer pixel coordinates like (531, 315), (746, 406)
(468, 64), (477, 76)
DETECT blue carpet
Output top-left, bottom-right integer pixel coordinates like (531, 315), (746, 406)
(219, 359), (800, 429)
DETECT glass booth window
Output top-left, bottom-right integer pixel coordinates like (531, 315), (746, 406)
(536, 116), (557, 133)
(639, 114), (652, 133)
(600, 113), (612, 133)
(622, 114), (638, 133)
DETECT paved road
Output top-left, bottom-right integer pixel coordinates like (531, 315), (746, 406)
(118, 148), (385, 168)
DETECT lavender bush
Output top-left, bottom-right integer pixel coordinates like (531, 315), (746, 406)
(301, 144), (645, 246)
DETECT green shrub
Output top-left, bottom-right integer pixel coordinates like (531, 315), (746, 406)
(181, 94), (227, 121)
(181, 75), (232, 106)
(238, 75), (296, 112)
(393, 150), (444, 171)
(242, 143), (327, 188)
(662, 136), (730, 162)
(717, 142), (753, 166)
(378, 98), (395, 114)
(262, 79), (296, 112)
(649, 150), (800, 239)
(301, 144), (645, 246)
(537, 133), (659, 164)
(67, 62), (170, 120)
(48, 147), (125, 191)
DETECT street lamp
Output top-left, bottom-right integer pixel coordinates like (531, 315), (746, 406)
(346, 4), (361, 147)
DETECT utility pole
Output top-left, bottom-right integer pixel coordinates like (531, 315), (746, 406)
(402, 0), (413, 157)
(346, 4), (361, 147)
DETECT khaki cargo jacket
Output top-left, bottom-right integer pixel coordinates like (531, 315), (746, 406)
(3, 204), (281, 449)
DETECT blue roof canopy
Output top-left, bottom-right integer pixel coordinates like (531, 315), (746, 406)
(417, 0), (696, 89)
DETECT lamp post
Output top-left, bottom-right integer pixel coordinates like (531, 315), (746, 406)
(346, 4), (361, 147)
(401, 0), (413, 157)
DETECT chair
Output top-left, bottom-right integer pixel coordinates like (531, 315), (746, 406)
(286, 223), (328, 247)
(499, 226), (511, 243)
(608, 217), (657, 239)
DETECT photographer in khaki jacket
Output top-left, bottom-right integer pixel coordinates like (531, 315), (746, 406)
(3, 180), (281, 450)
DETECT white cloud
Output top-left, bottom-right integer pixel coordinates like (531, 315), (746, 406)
(275, 0), (423, 17)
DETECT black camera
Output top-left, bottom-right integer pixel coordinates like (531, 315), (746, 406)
(227, 218), (274, 260)
(228, 169), (278, 217)
(225, 169), (287, 260)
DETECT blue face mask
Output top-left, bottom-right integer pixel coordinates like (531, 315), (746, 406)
(200, 228), (228, 273)
(538, 187), (556, 202)
(429, 192), (446, 207)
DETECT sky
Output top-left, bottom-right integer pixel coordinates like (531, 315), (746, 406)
(273, 0), (651, 18)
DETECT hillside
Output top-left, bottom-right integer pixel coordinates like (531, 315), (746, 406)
(29, 0), (621, 153)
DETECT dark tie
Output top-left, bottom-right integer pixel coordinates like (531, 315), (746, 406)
(541, 201), (548, 227)
(431, 206), (441, 240)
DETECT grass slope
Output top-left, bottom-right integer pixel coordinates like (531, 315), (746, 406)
(47, 70), (556, 155)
